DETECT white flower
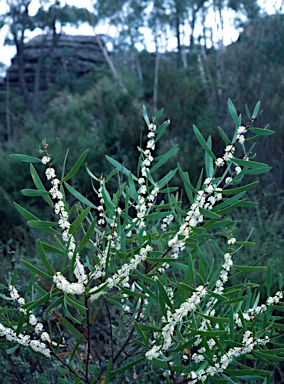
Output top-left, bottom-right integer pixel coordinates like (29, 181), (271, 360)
(35, 323), (43, 334)
(238, 126), (247, 134)
(29, 314), (37, 326)
(225, 177), (232, 184)
(45, 168), (56, 180)
(237, 134), (245, 144)
(40, 332), (50, 342)
(228, 237), (236, 245)
(41, 156), (51, 164)
(148, 123), (157, 132)
(215, 158), (224, 167)
(235, 166), (242, 174)
(225, 145), (235, 153)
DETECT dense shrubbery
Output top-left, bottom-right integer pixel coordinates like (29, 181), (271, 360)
(1, 101), (284, 383)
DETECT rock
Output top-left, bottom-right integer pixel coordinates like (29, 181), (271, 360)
(6, 33), (107, 90)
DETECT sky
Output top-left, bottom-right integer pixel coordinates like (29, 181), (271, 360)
(0, 0), (283, 73)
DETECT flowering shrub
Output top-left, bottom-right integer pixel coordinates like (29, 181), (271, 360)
(2, 100), (284, 383)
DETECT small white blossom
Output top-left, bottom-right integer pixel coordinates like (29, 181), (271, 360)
(228, 237), (236, 245)
(45, 168), (56, 180)
(41, 156), (51, 164)
(235, 166), (242, 174)
(215, 158), (225, 167)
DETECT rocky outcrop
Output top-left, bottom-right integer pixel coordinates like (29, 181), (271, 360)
(6, 34), (107, 90)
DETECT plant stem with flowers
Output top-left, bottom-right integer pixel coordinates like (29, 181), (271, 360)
(1, 100), (284, 383)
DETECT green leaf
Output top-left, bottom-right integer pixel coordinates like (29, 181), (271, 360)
(105, 155), (138, 180)
(244, 167), (272, 175)
(27, 220), (58, 229)
(231, 158), (270, 169)
(10, 154), (41, 163)
(157, 169), (177, 189)
(22, 259), (53, 279)
(233, 265), (266, 272)
(52, 312), (85, 342)
(156, 279), (175, 312)
(205, 136), (214, 178)
(112, 357), (144, 374)
(64, 182), (97, 209)
(218, 127), (231, 145)
(21, 189), (50, 197)
(65, 295), (87, 312)
(221, 181), (259, 195)
(41, 242), (65, 255)
(37, 240), (54, 275)
(60, 149), (89, 183)
(142, 105), (150, 126)
(193, 125), (216, 160)
(199, 207), (221, 219)
(228, 98), (240, 127)
(249, 127), (274, 136)
(68, 206), (92, 235)
(14, 202), (39, 221)
(252, 100), (261, 118)
(177, 163), (196, 203)
(7, 344), (20, 354)
(30, 164), (54, 206)
(76, 217), (96, 253)
(155, 119), (170, 142)
(153, 108), (164, 123)
(151, 145), (178, 172)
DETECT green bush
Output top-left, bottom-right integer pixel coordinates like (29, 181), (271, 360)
(1, 100), (283, 383)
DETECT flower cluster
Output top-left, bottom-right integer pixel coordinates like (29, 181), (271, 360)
(90, 244), (153, 301)
(41, 151), (87, 294)
(146, 285), (207, 360)
(1, 285), (51, 357)
(187, 331), (269, 383)
(141, 123), (157, 178)
(160, 214), (174, 231)
(132, 122), (159, 231)
(234, 290), (284, 326)
(168, 180), (222, 259)
(97, 178), (106, 226)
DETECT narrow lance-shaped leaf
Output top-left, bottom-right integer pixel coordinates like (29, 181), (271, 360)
(21, 189), (50, 197)
(76, 217), (96, 253)
(52, 311), (86, 341)
(60, 149), (89, 183)
(22, 259), (53, 279)
(252, 100), (261, 118)
(228, 98), (240, 127)
(68, 206), (92, 235)
(193, 125), (216, 160)
(151, 144), (178, 172)
(153, 108), (164, 123)
(10, 154), (41, 163)
(205, 136), (214, 178)
(249, 127), (274, 136)
(14, 202), (39, 221)
(37, 240), (54, 275)
(231, 157), (270, 169)
(30, 164), (54, 206)
(105, 155), (138, 181)
(64, 182), (97, 209)
(142, 104), (150, 126)
(218, 126), (231, 145)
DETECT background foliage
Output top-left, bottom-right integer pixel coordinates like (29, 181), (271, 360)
(0, 0), (283, 381)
